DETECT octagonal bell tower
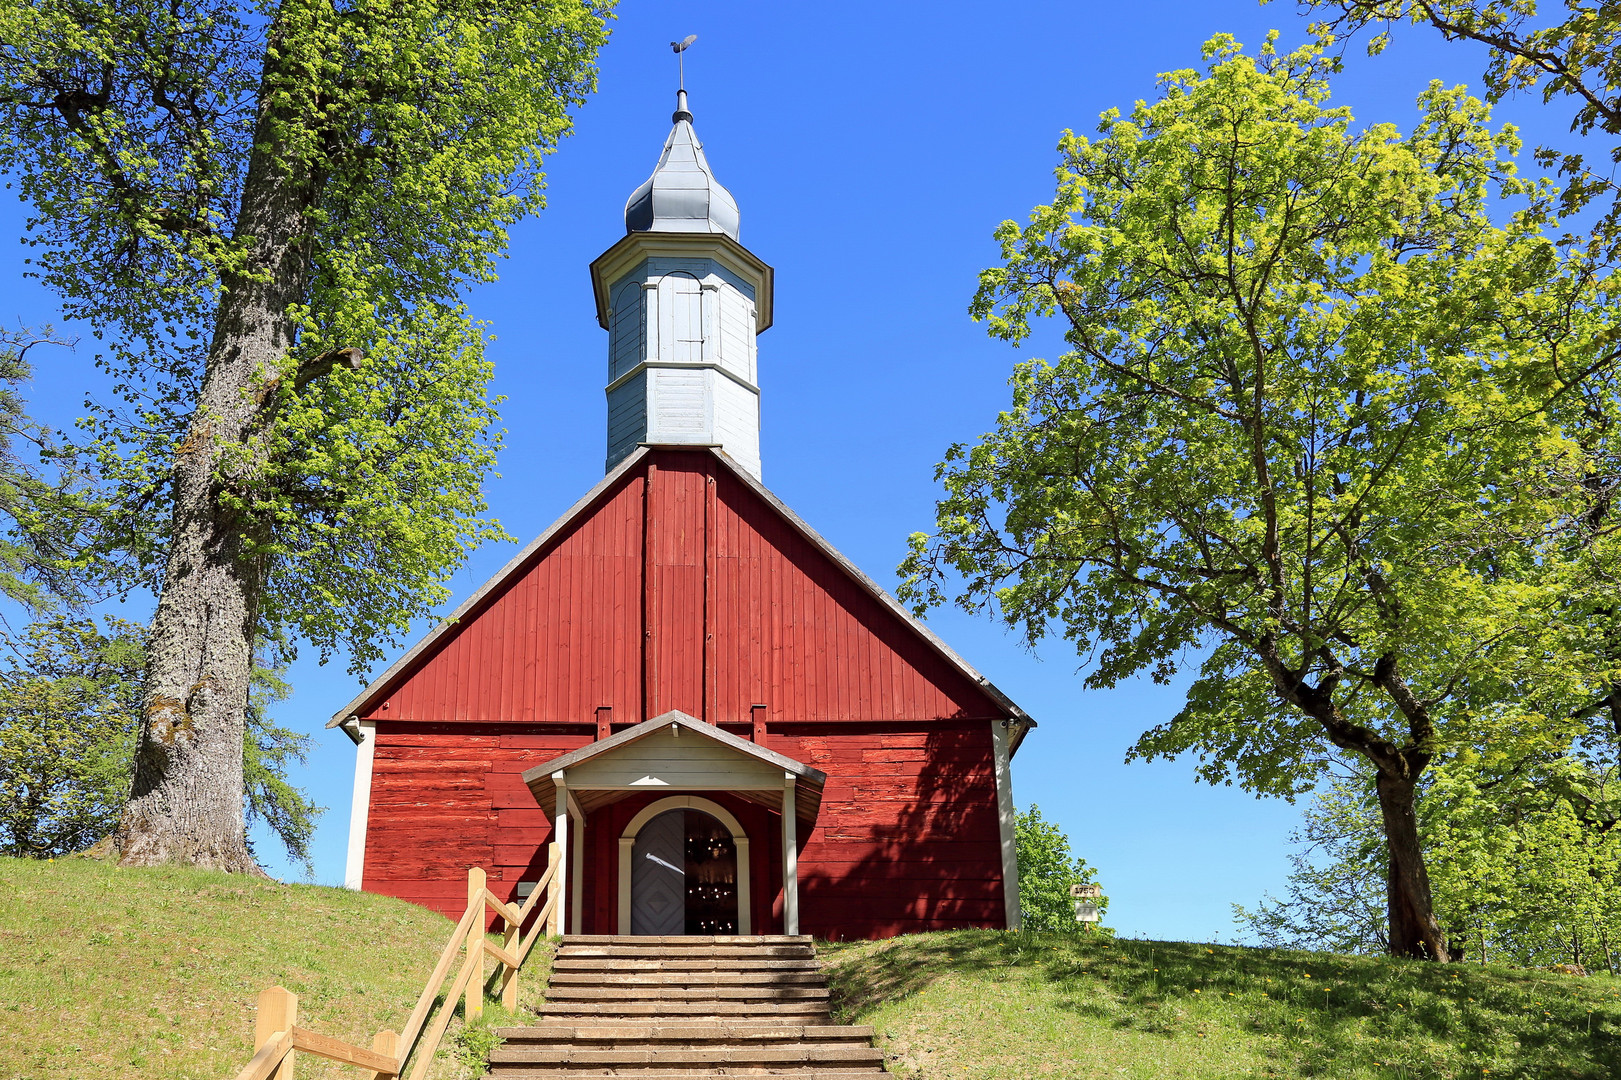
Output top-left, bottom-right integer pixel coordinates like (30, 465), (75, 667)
(589, 89), (774, 479)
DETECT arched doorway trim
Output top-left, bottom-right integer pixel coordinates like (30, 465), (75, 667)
(619, 795), (751, 934)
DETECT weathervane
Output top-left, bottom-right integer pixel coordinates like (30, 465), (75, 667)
(671, 34), (697, 91)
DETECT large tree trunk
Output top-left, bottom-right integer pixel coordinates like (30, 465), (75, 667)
(1374, 769), (1451, 961)
(111, 36), (314, 871)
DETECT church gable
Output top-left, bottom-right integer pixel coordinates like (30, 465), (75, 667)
(333, 446), (1023, 729)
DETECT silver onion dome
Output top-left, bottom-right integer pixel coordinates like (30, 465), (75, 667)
(624, 90), (741, 241)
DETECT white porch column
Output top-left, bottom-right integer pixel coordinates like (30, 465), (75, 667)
(553, 771), (569, 935)
(734, 836), (752, 935)
(617, 835), (635, 933)
(569, 792), (586, 934)
(782, 771), (799, 936)
(343, 720), (377, 890)
(990, 720), (1023, 930)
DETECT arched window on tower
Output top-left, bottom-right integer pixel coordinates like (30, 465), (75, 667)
(660, 272), (704, 364)
(609, 278), (644, 379)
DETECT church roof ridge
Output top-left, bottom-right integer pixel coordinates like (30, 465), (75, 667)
(328, 446), (1036, 753)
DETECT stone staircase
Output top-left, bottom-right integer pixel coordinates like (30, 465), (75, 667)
(487, 935), (885, 1078)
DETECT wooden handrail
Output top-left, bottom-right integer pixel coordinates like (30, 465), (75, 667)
(397, 902), (479, 1055)
(290, 1028), (396, 1073)
(405, 942), (484, 1080)
(514, 891), (558, 967)
(232, 1029), (293, 1080)
(482, 889), (522, 925)
(226, 843), (563, 1079)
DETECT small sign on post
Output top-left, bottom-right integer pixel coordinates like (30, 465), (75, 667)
(1070, 882), (1103, 924)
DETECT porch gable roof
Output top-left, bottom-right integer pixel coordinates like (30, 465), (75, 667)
(521, 709), (826, 823)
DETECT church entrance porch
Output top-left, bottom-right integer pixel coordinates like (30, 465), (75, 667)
(522, 710), (826, 936)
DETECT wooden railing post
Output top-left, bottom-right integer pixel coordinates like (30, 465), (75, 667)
(500, 898), (520, 1010)
(227, 858), (569, 1080)
(465, 867), (485, 1023)
(368, 1029), (399, 1080)
(256, 986), (298, 1080)
(544, 843), (561, 938)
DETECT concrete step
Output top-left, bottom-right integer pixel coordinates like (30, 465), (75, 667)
(488, 1045), (885, 1067)
(494, 1024), (876, 1044)
(559, 935), (813, 946)
(489, 935), (876, 1079)
(545, 986), (829, 1003)
(535, 1001), (831, 1020)
(556, 946), (816, 962)
(552, 958), (822, 973)
(549, 972), (824, 987)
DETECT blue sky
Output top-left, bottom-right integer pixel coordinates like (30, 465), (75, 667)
(0, 1), (1588, 941)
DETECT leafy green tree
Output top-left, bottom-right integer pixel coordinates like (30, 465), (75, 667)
(1015, 804), (1108, 933)
(1235, 775), (1395, 955)
(0, 615), (142, 856)
(240, 660), (321, 871)
(1302, 0), (1621, 853)
(1301, 1), (1621, 256)
(901, 33), (1620, 960)
(0, 614), (321, 867)
(0, 0), (609, 870)
(1242, 765), (1621, 971)
(0, 327), (114, 609)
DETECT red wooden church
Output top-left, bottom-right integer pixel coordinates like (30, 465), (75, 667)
(332, 91), (1034, 940)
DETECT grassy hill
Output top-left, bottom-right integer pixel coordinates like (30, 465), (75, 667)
(5, 857), (1617, 1080)
(822, 931), (1621, 1079)
(0, 855), (542, 1080)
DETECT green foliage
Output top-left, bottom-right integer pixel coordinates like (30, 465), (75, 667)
(1236, 776), (1395, 956)
(0, 327), (117, 610)
(0, 615), (320, 865)
(1014, 804), (1108, 933)
(0, 0), (611, 670)
(241, 661), (322, 873)
(452, 1008), (513, 1079)
(900, 31), (1621, 954)
(0, 614), (143, 856)
(1241, 764), (1621, 971)
(1304, 0), (1621, 257)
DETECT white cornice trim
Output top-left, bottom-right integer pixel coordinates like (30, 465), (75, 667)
(604, 358), (759, 397)
(589, 232), (774, 332)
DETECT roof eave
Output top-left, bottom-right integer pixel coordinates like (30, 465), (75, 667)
(588, 231), (774, 333)
(705, 447), (1038, 739)
(326, 447), (655, 728)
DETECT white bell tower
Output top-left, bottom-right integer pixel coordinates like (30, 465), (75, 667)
(590, 90), (774, 478)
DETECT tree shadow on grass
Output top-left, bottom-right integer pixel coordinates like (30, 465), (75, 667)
(821, 930), (1621, 1078)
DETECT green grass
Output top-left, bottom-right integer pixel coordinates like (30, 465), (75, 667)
(821, 931), (1621, 1080)
(0, 855), (550, 1080)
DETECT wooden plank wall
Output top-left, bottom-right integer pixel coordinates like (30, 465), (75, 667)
(362, 723), (590, 914)
(355, 448), (1015, 936)
(363, 720), (1006, 937)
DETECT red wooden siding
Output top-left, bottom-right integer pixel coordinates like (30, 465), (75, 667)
(773, 723), (1006, 938)
(354, 447), (1018, 937)
(357, 449), (1005, 728)
(363, 720), (1008, 937)
(371, 476), (645, 724)
(361, 724), (591, 912)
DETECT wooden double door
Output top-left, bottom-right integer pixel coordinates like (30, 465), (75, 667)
(629, 808), (740, 934)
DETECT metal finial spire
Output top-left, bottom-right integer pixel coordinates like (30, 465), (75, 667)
(671, 35), (697, 88)
(670, 35), (697, 121)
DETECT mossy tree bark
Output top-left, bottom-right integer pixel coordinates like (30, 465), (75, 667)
(113, 39), (317, 871)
